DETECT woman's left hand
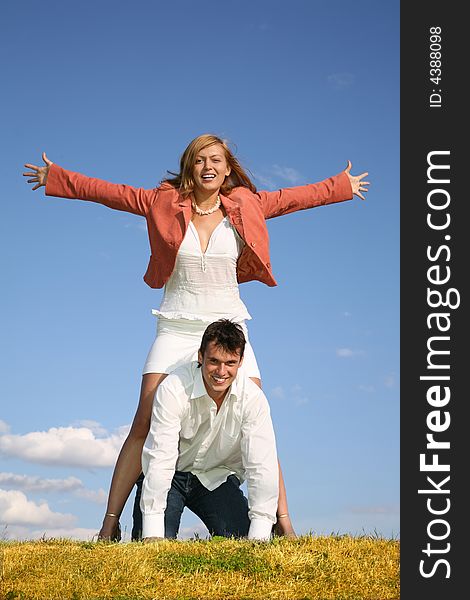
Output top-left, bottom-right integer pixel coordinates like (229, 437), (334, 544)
(344, 160), (370, 200)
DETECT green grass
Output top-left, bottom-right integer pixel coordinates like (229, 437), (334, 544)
(0, 534), (400, 600)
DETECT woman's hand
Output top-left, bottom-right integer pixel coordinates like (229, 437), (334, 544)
(273, 514), (296, 538)
(23, 152), (53, 190)
(344, 160), (369, 200)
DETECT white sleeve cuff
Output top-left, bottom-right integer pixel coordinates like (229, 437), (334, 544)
(247, 518), (273, 541)
(142, 513), (165, 539)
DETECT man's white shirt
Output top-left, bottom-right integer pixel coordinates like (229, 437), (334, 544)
(141, 361), (279, 540)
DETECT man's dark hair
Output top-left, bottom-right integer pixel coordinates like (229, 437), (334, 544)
(199, 319), (246, 360)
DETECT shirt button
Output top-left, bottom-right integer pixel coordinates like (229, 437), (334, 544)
(251, 242), (256, 248)
(266, 262), (271, 269)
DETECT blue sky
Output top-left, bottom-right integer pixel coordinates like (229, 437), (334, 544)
(0, 0), (399, 540)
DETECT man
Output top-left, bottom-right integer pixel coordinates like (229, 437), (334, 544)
(141, 319), (279, 541)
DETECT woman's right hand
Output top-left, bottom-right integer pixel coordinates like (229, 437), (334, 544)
(23, 152), (53, 190)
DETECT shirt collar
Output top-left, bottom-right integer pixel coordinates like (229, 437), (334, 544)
(191, 363), (240, 403)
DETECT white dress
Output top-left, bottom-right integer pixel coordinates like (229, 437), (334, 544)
(142, 217), (260, 377)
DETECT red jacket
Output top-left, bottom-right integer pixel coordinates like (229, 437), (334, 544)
(46, 164), (353, 288)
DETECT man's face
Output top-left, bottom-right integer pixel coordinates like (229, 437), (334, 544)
(198, 341), (243, 400)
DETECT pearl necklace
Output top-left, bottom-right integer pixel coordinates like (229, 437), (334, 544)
(191, 195), (221, 216)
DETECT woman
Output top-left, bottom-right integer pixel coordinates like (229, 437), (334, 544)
(24, 134), (369, 541)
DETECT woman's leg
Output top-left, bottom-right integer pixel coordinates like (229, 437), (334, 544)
(98, 372), (167, 540)
(249, 376), (296, 538)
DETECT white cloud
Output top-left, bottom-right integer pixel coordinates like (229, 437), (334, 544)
(0, 489), (76, 527)
(270, 384), (310, 406)
(290, 384), (310, 406)
(0, 423), (129, 468)
(384, 374), (396, 388)
(253, 172), (277, 190)
(0, 420), (10, 434)
(0, 472), (107, 504)
(71, 420), (108, 436)
(271, 165), (304, 185)
(270, 386), (285, 400)
(336, 348), (355, 357)
(327, 72), (355, 89)
(253, 165), (304, 190)
(74, 488), (107, 504)
(245, 22), (271, 32)
(0, 472), (83, 493)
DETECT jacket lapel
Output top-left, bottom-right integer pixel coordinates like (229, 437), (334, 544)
(176, 194), (191, 231)
(220, 194), (244, 239)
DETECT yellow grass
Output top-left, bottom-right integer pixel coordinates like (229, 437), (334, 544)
(0, 535), (399, 600)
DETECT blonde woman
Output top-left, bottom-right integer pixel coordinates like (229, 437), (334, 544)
(24, 134), (369, 540)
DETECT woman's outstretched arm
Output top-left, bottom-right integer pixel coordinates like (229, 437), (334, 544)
(257, 161), (370, 220)
(24, 152), (155, 217)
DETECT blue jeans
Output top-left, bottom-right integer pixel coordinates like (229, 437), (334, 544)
(132, 471), (250, 540)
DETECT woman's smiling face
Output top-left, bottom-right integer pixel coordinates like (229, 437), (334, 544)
(192, 144), (231, 194)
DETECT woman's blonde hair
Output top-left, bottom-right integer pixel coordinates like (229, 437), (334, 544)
(163, 134), (257, 196)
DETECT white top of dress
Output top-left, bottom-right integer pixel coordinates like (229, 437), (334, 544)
(153, 217), (251, 323)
